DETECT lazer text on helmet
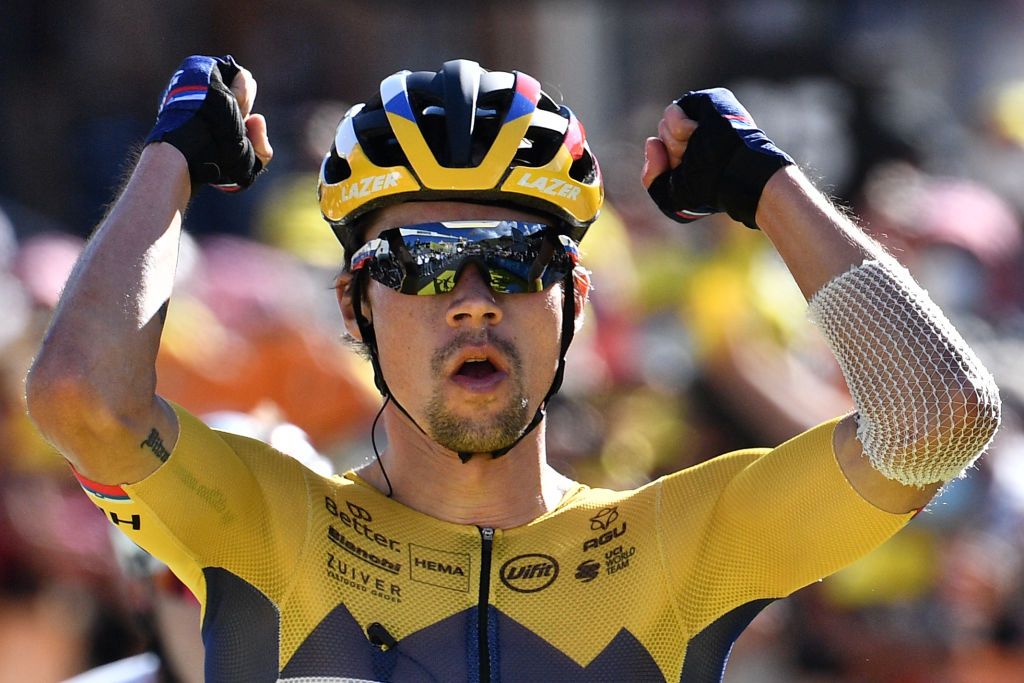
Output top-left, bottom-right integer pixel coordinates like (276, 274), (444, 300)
(339, 172), (402, 202)
(516, 172), (581, 200)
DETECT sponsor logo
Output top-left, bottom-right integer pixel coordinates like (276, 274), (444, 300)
(500, 554), (559, 593)
(574, 559), (600, 583)
(326, 553), (402, 603)
(409, 544), (470, 592)
(347, 501), (372, 521)
(328, 526), (402, 575)
(589, 507), (619, 531)
(106, 510), (141, 530)
(583, 507), (627, 551)
(339, 172), (401, 202)
(516, 172), (581, 200)
(604, 544), (636, 575)
(325, 496), (401, 553)
(583, 522), (627, 552)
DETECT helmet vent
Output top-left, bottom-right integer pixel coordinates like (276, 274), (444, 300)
(400, 77), (512, 168)
(322, 147), (352, 184)
(512, 121), (563, 168)
(354, 107), (410, 169)
(568, 149), (596, 184)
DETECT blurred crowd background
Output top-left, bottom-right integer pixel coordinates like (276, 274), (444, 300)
(3, 1), (1024, 681)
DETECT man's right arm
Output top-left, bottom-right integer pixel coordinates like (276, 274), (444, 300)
(26, 143), (190, 484)
(26, 60), (271, 485)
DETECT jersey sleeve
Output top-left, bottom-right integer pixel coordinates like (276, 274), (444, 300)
(72, 403), (312, 611)
(656, 417), (914, 633)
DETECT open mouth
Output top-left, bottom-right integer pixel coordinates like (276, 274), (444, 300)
(449, 350), (509, 391)
(457, 358), (498, 378)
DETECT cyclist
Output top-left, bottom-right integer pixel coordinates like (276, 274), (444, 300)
(28, 56), (1000, 681)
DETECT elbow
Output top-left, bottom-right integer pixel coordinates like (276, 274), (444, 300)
(910, 378), (1001, 484)
(25, 355), (97, 440)
(856, 373), (1002, 487)
(953, 377), (1002, 454)
(25, 350), (145, 447)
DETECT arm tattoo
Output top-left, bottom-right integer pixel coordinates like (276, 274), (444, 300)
(140, 428), (171, 462)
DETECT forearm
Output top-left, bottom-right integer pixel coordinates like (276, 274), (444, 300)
(755, 165), (883, 300)
(646, 88), (998, 506)
(27, 143), (190, 472)
(754, 165), (1000, 488)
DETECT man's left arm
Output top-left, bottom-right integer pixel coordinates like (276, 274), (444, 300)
(644, 96), (1000, 514)
(755, 166), (949, 513)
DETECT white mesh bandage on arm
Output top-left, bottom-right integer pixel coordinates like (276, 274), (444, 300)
(808, 257), (1001, 486)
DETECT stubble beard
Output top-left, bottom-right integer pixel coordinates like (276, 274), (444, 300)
(424, 335), (532, 454)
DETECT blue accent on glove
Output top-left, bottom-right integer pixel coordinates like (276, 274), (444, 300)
(647, 88), (793, 229)
(146, 55), (262, 191)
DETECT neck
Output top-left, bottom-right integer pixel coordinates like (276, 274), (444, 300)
(355, 405), (575, 528)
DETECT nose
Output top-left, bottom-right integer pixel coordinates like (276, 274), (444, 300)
(446, 263), (503, 328)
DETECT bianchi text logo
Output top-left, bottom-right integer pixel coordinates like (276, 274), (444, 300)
(328, 526), (402, 575)
(500, 554), (559, 593)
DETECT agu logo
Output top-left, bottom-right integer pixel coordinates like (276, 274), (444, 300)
(500, 554), (559, 593)
(590, 507), (619, 530)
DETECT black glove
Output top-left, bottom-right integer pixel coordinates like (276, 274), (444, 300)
(647, 88), (793, 229)
(145, 55), (262, 191)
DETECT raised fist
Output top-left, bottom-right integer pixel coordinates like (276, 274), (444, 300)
(146, 55), (272, 191)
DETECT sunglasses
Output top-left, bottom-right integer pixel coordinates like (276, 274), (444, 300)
(351, 220), (580, 295)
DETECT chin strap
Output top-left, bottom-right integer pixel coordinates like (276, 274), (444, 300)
(351, 270), (577, 464)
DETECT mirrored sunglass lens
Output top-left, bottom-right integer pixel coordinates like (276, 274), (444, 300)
(356, 221), (575, 295)
(409, 259), (565, 295)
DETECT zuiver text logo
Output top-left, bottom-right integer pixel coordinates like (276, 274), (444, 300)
(500, 554), (559, 593)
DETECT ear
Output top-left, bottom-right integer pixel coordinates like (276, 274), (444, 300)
(336, 271), (371, 341)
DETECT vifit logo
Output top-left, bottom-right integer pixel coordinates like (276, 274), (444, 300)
(500, 554), (559, 593)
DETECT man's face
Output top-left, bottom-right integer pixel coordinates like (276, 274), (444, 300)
(349, 201), (568, 454)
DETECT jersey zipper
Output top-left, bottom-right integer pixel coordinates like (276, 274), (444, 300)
(478, 526), (494, 683)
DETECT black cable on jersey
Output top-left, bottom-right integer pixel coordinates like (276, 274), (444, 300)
(371, 395), (394, 498)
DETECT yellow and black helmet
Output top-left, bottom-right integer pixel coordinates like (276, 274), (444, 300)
(318, 59), (603, 245)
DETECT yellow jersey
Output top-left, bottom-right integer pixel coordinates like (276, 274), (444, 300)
(75, 405), (911, 682)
